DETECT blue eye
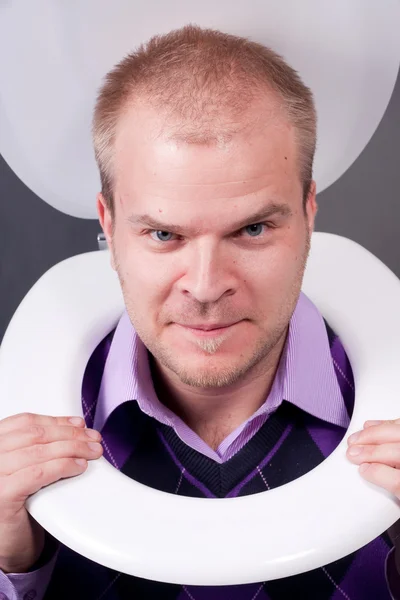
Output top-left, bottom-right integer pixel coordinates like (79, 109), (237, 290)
(244, 223), (264, 237)
(151, 230), (174, 242)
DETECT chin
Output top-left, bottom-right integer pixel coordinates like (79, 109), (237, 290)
(171, 356), (250, 389)
(176, 370), (243, 389)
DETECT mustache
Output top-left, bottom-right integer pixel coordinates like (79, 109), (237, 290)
(165, 310), (248, 325)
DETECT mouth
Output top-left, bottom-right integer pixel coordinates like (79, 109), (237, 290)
(175, 322), (241, 337)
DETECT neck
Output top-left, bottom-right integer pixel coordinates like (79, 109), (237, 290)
(150, 331), (287, 450)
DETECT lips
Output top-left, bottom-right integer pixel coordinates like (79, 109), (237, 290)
(177, 322), (237, 331)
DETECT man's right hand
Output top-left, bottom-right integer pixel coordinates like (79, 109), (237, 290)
(0, 412), (103, 574)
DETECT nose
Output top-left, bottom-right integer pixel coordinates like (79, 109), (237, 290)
(177, 240), (237, 304)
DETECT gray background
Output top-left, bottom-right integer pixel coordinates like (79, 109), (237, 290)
(0, 70), (399, 344)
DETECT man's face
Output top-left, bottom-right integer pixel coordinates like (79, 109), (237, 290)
(98, 101), (317, 389)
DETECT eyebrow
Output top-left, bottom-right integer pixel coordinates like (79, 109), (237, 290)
(127, 202), (293, 236)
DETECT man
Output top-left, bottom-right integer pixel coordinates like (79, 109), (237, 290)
(1, 25), (400, 600)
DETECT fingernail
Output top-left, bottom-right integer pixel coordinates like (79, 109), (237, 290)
(86, 429), (101, 440)
(88, 442), (102, 452)
(364, 420), (383, 428)
(69, 417), (84, 426)
(348, 432), (360, 445)
(359, 464), (370, 473)
(75, 458), (87, 466)
(348, 445), (363, 456)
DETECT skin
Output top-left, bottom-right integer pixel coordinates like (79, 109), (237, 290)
(347, 420), (400, 497)
(98, 97), (316, 449)
(0, 414), (102, 573)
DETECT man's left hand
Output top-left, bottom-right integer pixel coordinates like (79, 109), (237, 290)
(347, 420), (400, 497)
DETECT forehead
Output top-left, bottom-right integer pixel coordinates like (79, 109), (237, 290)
(114, 102), (301, 209)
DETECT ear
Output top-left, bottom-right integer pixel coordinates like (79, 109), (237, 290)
(305, 180), (318, 232)
(97, 192), (116, 270)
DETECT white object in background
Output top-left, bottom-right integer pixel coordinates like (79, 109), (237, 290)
(0, 232), (399, 585)
(0, 0), (399, 218)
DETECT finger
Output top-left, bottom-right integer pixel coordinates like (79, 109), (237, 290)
(0, 413), (86, 436)
(347, 442), (400, 468)
(348, 422), (400, 446)
(358, 462), (400, 499)
(363, 420), (384, 429)
(0, 424), (101, 454)
(0, 440), (103, 476)
(364, 419), (400, 429)
(2, 457), (89, 505)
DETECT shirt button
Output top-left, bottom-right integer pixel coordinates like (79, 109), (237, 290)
(23, 591), (37, 600)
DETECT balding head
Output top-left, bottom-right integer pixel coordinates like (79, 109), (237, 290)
(92, 24), (316, 217)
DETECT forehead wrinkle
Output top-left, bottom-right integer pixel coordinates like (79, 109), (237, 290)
(120, 185), (264, 206)
(148, 177), (272, 187)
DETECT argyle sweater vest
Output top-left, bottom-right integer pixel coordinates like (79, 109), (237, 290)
(43, 322), (393, 600)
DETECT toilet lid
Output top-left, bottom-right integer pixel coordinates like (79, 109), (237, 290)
(0, 232), (400, 585)
(0, 0), (399, 218)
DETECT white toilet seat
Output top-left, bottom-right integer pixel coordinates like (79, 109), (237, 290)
(0, 231), (400, 585)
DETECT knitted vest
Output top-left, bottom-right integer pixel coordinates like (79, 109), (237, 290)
(44, 323), (393, 600)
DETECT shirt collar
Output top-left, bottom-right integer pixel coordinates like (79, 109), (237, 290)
(281, 292), (349, 427)
(93, 292), (349, 433)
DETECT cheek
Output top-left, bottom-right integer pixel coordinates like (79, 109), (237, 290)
(247, 244), (298, 281)
(243, 242), (305, 303)
(115, 242), (175, 305)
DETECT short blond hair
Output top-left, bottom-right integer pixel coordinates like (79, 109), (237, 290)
(92, 24), (317, 215)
